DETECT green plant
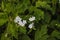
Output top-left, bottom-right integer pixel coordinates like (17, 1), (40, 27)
(0, 0), (60, 40)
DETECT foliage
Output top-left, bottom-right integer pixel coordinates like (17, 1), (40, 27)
(0, 0), (60, 40)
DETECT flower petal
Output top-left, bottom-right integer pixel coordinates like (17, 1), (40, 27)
(29, 16), (35, 21)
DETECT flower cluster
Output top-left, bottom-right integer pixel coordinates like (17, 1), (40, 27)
(14, 16), (27, 27)
(14, 16), (35, 29)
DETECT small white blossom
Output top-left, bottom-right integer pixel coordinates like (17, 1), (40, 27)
(18, 20), (27, 27)
(29, 16), (35, 21)
(22, 20), (27, 24)
(28, 23), (34, 29)
(14, 16), (22, 23)
(14, 16), (25, 27)
(18, 21), (25, 27)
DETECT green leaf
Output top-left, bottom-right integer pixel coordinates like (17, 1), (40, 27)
(50, 20), (60, 27)
(29, 6), (36, 13)
(0, 13), (8, 26)
(21, 35), (31, 40)
(36, 1), (51, 10)
(36, 0), (55, 15)
(0, 19), (7, 26)
(44, 13), (51, 23)
(1, 32), (11, 40)
(15, 0), (30, 14)
(1, 1), (4, 10)
(7, 22), (18, 39)
(39, 35), (49, 40)
(35, 25), (48, 40)
(34, 9), (44, 21)
(47, 37), (56, 40)
(16, 4), (27, 13)
(4, 3), (12, 13)
(18, 26), (26, 34)
(51, 30), (60, 39)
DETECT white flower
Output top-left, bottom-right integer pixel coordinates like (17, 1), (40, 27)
(14, 16), (22, 23)
(18, 21), (24, 26)
(14, 16), (27, 27)
(18, 20), (27, 27)
(22, 20), (27, 24)
(29, 16), (35, 21)
(28, 23), (34, 29)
